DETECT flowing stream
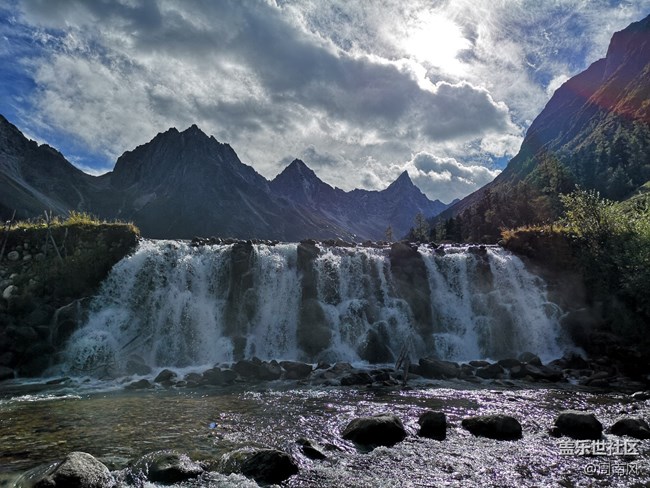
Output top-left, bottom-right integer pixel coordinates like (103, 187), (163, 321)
(59, 241), (567, 376)
(2, 241), (648, 487)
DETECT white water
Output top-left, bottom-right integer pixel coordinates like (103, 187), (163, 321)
(61, 241), (569, 376)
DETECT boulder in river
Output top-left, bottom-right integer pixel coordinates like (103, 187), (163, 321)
(297, 438), (327, 460)
(341, 413), (407, 447)
(552, 411), (602, 439)
(610, 417), (650, 440)
(418, 411), (446, 440)
(280, 361), (313, 380)
(340, 372), (373, 386)
(416, 358), (461, 379)
(33, 452), (113, 488)
(129, 450), (204, 484)
(461, 414), (522, 440)
(220, 448), (298, 485)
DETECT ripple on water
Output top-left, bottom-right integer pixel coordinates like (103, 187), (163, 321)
(0, 382), (648, 487)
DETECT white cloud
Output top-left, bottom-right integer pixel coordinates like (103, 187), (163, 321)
(405, 152), (501, 203)
(7, 0), (650, 202)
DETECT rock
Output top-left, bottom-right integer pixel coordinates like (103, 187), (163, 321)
(610, 418), (650, 439)
(469, 360), (490, 368)
(6, 251), (19, 261)
(475, 363), (505, 379)
(2, 284), (17, 300)
(125, 358), (152, 376)
(202, 367), (237, 386)
(220, 448), (298, 485)
(416, 358), (461, 379)
(418, 411), (446, 440)
(280, 361), (313, 379)
(510, 363), (563, 382)
(0, 366), (15, 381)
(461, 414), (522, 440)
(340, 372), (373, 386)
(33, 452), (113, 488)
(341, 413), (407, 447)
(51, 298), (92, 347)
(517, 352), (542, 365)
(563, 353), (589, 370)
(124, 379), (153, 390)
(631, 391), (650, 401)
(329, 362), (353, 374)
(497, 358), (522, 369)
(153, 369), (177, 384)
(233, 359), (282, 381)
(130, 450), (204, 484)
(297, 438), (327, 460)
(553, 411), (602, 439)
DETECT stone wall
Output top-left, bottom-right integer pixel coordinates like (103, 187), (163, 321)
(0, 224), (139, 378)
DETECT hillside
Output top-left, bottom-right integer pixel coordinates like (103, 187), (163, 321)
(435, 14), (650, 242)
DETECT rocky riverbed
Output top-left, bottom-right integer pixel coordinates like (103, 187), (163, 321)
(2, 358), (650, 487)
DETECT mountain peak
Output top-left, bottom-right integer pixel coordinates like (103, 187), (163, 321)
(276, 158), (320, 182)
(387, 171), (415, 189)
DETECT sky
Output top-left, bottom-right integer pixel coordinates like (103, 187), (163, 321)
(0, 1), (649, 203)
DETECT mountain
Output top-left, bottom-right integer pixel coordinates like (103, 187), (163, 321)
(0, 119), (449, 240)
(437, 13), (650, 242)
(0, 115), (106, 219)
(271, 160), (449, 240)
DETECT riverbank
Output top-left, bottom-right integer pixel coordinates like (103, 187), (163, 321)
(0, 218), (139, 378)
(2, 378), (649, 487)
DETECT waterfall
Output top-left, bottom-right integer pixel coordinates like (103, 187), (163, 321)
(61, 241), (569, 376)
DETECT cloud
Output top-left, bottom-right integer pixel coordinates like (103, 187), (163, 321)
(4, 0), (649, 202)
(405, 152), (501, 203)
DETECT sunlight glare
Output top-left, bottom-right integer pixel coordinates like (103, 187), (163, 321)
(402, 12), (470, 75)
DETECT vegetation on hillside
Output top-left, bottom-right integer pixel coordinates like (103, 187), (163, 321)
(503, 187), (650, 345)
(5, 210), (139, 234)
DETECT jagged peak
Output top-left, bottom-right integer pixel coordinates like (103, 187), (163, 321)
(388, 170), (415, 189)
(276, 158), (320, 181)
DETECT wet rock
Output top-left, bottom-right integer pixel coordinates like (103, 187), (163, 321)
(220, 448), (298, 485)
(389, 242), (433, 336)
(631, 391), (650, 401)
(124, 379), (153, 390)
(6, 251), (19, 262)
(341, 413), (407, 447)
(2, 284), (18, 300)
(510, 363), (563, 382)
(298, 299), (331, 357)
(461, 414), (522, 440)
(475, 363), (504, 379)
(125, 358), (152, 376)
(497, 358), (522, 369)
(0, 366), (15, 381)
(154, 369), (177, 384)
(340, 372), (373, 386)
(202, 367), (237, 386)
(517, 352), (542, 366)
(610, 418), (650, 439)
(469, 360), (490, 368)
(297, 438), (327, 460)
(130, 450), (204, 484)
(280, 361), (313, 380)
(329, 362), (353, 374)
(553, 411), (602, 440)
(51, 298), (92, 347)
(418, 411), (446, 440)
(416, 358), (461, 379)
(563, 353), (589, 370)
(33, 452), (113, 488)
(231, 359), (283, 381)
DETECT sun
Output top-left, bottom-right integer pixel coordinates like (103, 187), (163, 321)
(402, 12), (470, 75)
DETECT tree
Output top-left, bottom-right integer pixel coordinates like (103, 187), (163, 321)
(412, 212), (429, 242)
(384, 225), (394, 242)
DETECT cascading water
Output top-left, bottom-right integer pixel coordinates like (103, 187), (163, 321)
(61, 241), (569, 376)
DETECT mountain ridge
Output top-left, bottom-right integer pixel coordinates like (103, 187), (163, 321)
(0, 117), (450, 240)
(434, 13), (650, 242)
